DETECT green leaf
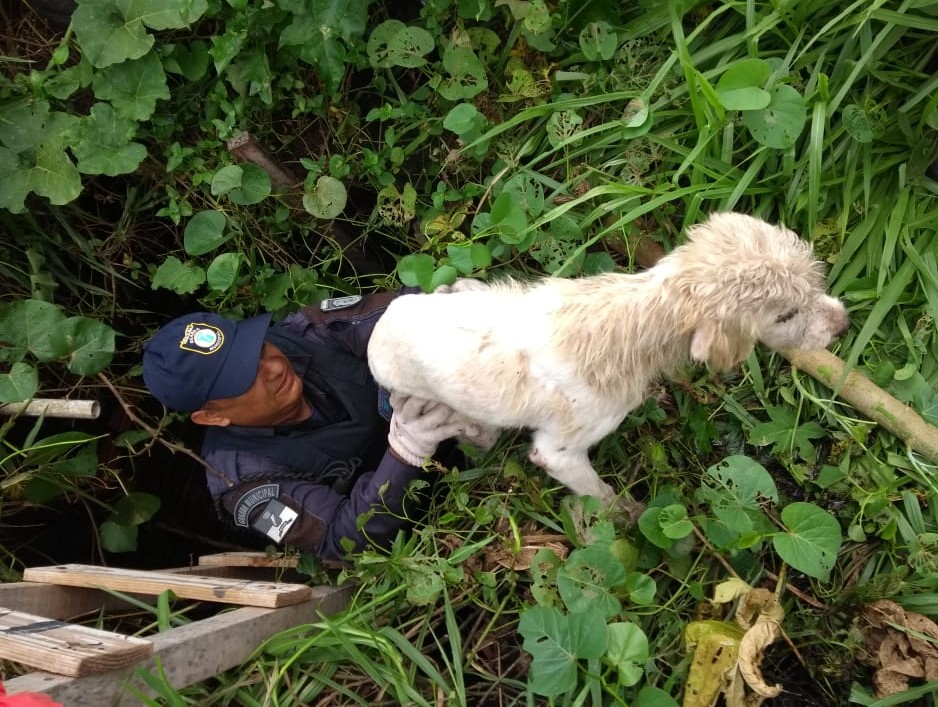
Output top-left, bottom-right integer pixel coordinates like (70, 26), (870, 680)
(443, 103), (483, 135)
(63, 316), (116, 375)
(73, 0), (208, 68)
(281, 0), (367, 96)
(695, 455), (778, 535)
(605, 622), (649, 686)
(211, 164), (271, 205)
(397, 253), (436, 291)
(302, 175), (347, 219)
(742, 84), (807, 149)
(546, 109), (584, 148)
(446, 242), (491, 275)
(635, 686), (680, 707)
(579, 21), (617, 61)
(111, 492), (161, 526)
(841, 104), (876, 144)
(489, 191), (528, 243)
(151, 256), (206, 294)
(518, 604), (607, 696)
(0, 299), (68, 361)
(773, 502), (842, 580)
(100, 520), (138, 553)
(748, 405), (826, 459)
(624, 571), (657, 605)
(206, 252), (243, 291)
(715, 58), (772, 110)
(0, 101), (81, 212)
(184, 210), (230, 256)
(92, 51), (170, 120)
(71, 103), (147, 176)
(437, 46), (488, 100)
(556, 546), (627, 617)
(0, 362), (38, 403)
(367, 20), (435, 68)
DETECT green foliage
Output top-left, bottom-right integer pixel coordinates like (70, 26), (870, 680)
(3, 0), (938, 701)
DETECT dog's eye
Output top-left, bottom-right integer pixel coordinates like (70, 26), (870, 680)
(775, 309), (798, 324)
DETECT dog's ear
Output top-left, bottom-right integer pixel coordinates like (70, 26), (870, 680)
(690, 320), (755, 371)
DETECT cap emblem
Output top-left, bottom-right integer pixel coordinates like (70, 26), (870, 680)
(180, 322), (224, 355)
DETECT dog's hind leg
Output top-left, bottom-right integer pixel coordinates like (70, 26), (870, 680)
(528, 430), (618, 506)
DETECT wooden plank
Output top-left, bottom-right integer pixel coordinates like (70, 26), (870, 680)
(197, 552), (299, 568)
(23, 565), (312, 608)
(4, 583), (355, 706)
(0, 608), (152, 676)
(0, 567), (285, 620)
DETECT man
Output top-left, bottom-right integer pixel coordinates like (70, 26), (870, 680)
(141, 291), (478, 561)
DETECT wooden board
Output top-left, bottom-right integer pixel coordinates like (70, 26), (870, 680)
(0, 607), (152, 677)
(197, 552), (300, 568)
(4, 583), (355, 706)
(22, 564), (312, 608)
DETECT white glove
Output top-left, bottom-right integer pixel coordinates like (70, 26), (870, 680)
(457, 424), (501, 453)
(387, 393), (478, 466)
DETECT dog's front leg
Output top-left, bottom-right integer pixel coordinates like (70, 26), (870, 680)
(528, 431), (617, 505)
(528, 430), (645, 523)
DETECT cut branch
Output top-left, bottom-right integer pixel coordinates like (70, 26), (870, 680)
(781, 348), (938, 465)
(226, 131), (300, 193)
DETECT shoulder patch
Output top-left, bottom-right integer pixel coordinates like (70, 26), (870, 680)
(230, 483), (280, 527)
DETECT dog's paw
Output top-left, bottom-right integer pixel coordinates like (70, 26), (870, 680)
(609, 496), (645, 527)
(456, 423), (501, 454)
(433, 278), (490, 294)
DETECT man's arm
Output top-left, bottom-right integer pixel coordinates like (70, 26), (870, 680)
(213, 450), (427, 560)
(282, 288), (417, 359)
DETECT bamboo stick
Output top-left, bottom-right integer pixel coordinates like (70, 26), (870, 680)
(0, 399), (100, 419)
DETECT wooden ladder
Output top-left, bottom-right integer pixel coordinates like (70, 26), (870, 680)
(0, 554), (352, 706)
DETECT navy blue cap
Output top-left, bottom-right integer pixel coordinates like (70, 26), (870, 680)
(142, 312), (273, 411)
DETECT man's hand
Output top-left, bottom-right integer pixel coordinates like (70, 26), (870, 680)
(387, 393), (478, 466)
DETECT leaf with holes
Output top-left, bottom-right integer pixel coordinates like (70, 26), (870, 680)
(742, 84), (806, 149)
(556, 546), (627, 617)
(579, 21), (617, 61)
(437, 46), (488, 100)
(547, 109), (584, 148)
(367, 20), (435, 68)
(695, 455), (778, 535)
(773, 502), (842, 580)
(303, 176), (347, 219)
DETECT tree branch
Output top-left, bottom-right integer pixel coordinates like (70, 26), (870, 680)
(781, 349), (938, 465)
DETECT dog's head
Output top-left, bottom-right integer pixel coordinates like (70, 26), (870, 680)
(669, 212), (849, 370)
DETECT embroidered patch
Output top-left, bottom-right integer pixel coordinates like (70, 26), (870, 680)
(231, 483), (280, 527)
(179, 321), (225, 355)
(251, 499), (299, 543)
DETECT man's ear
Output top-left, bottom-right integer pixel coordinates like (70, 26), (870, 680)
(191, 409), (231, 427)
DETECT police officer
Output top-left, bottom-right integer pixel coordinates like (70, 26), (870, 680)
(141, 291), (479, 560)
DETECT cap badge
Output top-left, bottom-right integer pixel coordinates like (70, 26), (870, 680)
(179, 322), (224, 355)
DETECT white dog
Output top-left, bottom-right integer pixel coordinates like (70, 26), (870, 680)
(367, 212), (849, 512)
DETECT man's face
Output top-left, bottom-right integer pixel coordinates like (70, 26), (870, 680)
(192, 342), (310, 427)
